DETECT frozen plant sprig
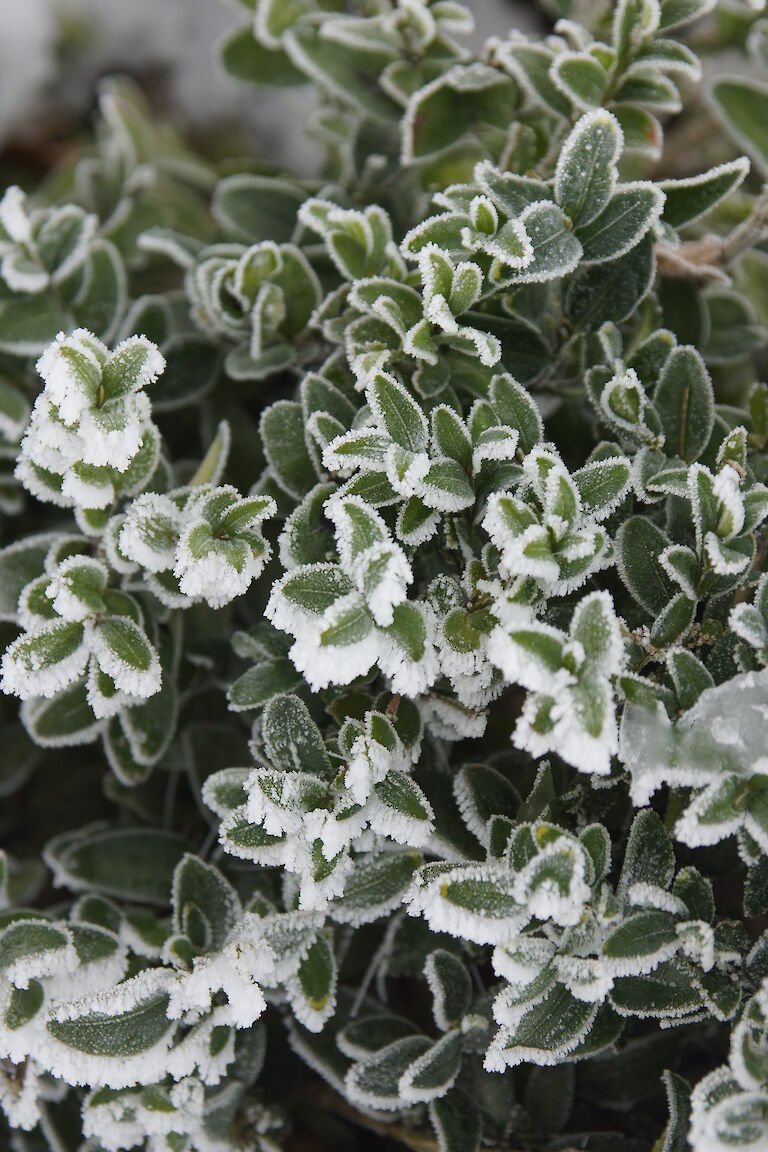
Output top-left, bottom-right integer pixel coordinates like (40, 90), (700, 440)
(0, 0), (767, 1148)
(16, 329), (164, 513)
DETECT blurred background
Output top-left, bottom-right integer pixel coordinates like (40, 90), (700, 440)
(0, 0), (542, 176)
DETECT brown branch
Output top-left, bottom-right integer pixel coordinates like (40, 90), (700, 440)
(655, 185), (768, 283)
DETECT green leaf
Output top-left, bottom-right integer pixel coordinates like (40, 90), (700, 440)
(0, 534), (59, 622)
(93, 617), (159, 695)
(610, 959), (702, 1016)
(262, 694), (332, 776)
(120, 662), (177, 768)
(659, 0), (715, 32)
(654, 346), (714, 462)
(509, 202), (582, 284)
(331, 851), (420, 924)
(429, 1086), (482, 1152)
(5, 979), (44, 1030)
(260, 400), (319, 499)
(660, 1070), (692, 1152)
(345, 1034), (432, 1109)
(552, 52), (610, 110)
(618, 809), (675, 898)
(431, 406), (472, 469)
(0, 919), (70, 980)
(712, 78), (768, 175)
(618, 517), (674, 614)
(320, 599), (374, 648)
(228, 658), (302, 712)
(577, 184), (664, 264)
(573, 457), (630, 519)
(489, 373), (542, 453)
(614, 105), (663, 158)
(424, 949), (472, 1031)
(422, 457), (475, 511)
(555, 110), (622, 226)
(152, 335), (218, 413)
(566, 236), (654, 330)
(667, 648), (714, 710)
(603, 910), (678, 964)
(672, 867), (715, 923)
(46, 826), (185, 906)
(375, 770), (432, 823)
(403, 64), (517, 161)
(296, 931), (336, 1020)
(660, 159), (750, 228)
(23, 682), (102, 748)
(284, 24), (398, 122)
(370, 371), (428, 452)
(281, 564), (353, 615)
(338, 1015), (419, 1058)
(219, 25), (307, 86)
(72, 240), (126, 344)
(453, 764), (518, 842)
(47, 983), (172, 1056)
(399, 1030), (463, 1103)
(0, 295), (70, 356)
(172, 855), (240, 951)
(649, 592), (696, 647)
(488, 984), (598, 1068)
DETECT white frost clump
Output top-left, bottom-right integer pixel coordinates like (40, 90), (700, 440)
(16, 330), (163, 510)
(120, 485), (277, 609)
(487, 592), (625, 776)
(619, 667), (768, 850)
(224, 708), (432, 910)
(1, 556), (162, 712)
(267, 495), (437, 696)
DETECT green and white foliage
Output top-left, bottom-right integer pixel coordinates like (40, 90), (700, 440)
(0, 188), (97, 298)
(488, 591), (626, 775)
(119, 483), (276, 608)
(15, 330), (164, 518)
(2, 0), (768, 1148)
(205, 691), (429, 912)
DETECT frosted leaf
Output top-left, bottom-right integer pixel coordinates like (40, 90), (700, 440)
(513, 836), (591, 927)
(689, 1066), (768, 1152)
(1, 619), (88, 700)
(345, 723), (402, 806)
(367, 787), (435, 848)
(0, 919), (77, 989)
(119, 493), (182, 573)
(378, 612), (439, 696)
(492, 938), (556, 986)
(420, 693), (488, 741)
(0, 1056), (47, 1132)
(326, 495), (412, 626)
(554, 955), (614, 1004)
(0, 186), (34, 247)
(45, 556), (107, 623)
(36, 331), (107, 426)
(87, 619), (162, 700)
(39, 968), (178, 1089)
(77, 393), (151, 473)
(60, 464), (116, 510)
(86, 658), (134, 721)
(406, 861), (527, 944)
(293, 597), (378, 691)
(486, 615), (574, 696)
(175, 533), (260, 606)
(166, 944), (268, 1031)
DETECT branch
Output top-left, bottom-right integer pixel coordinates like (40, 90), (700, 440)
(655, 184), (768, 283)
